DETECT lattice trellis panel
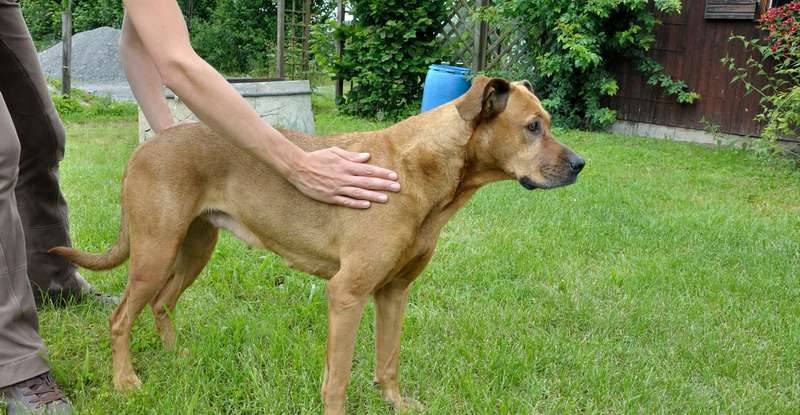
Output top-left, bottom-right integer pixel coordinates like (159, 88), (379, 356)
(278, 0), (313, 79)
(437, 0), (527, 72)
(485, 22), (528, 73)
(438, 0), (475, 67)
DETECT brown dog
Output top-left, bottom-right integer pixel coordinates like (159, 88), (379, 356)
(52, 77), (584, 414)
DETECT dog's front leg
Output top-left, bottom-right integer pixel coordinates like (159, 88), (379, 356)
(374, 281), (416, 410)
(373, 255), (431, 412)
(321, 276), (370, 415)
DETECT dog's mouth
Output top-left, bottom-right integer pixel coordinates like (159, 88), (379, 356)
(518, 175), (576, 190)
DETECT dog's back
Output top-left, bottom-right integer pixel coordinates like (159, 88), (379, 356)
(123, 123), (366, 277)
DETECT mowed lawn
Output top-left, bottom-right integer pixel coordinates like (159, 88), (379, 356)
(36, 96), (800, 414)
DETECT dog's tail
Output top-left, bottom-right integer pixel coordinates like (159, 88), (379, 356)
(49, 183), (130, 271)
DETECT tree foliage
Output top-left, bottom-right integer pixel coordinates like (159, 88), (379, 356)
(20, 0), (332, 76)
(488, 0), (699, 129)
(724, 1), (800, 158)
(20, 0), (124, 48)
(189, 0), (278, 75)
(317, 0), (448, 120)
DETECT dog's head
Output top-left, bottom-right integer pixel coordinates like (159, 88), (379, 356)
(456, 76), (584, 190)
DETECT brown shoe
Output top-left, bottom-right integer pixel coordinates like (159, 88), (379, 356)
(73, 272), (118, 306)
(33, 272), (117, 308)
(0, 372), (73, 414)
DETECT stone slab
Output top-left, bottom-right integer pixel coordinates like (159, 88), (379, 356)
(139, 80), (315, 141)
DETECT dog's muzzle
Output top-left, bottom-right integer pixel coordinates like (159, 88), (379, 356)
(519, 153), (585, 190)
(519, 176), (538, 190)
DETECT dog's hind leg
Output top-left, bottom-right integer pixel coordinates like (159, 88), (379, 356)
(110, 230), (186, 392)
(150, 218), (219, 350)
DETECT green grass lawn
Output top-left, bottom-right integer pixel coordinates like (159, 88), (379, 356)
(35, 92), (800, 414)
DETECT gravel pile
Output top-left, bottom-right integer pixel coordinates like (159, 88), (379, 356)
(38, 26), (127, 84)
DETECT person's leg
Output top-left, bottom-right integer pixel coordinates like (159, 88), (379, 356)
(0, 0), (81, 304)
(0, 5), (75, 411)
(0, 91), (50, 390)
(0, 89), (71, 414)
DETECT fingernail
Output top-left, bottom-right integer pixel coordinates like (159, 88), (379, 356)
(360, 152), (370, 158)
(389, 172), (398, 180)
(379, 194), (388, 202)
(390, 183), (401, 191)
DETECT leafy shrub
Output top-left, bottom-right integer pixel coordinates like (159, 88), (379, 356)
(20, 0), (63, 49)
(488, 0), (699, 129)
(22, 0), (335, 77)
(190, 0), (278, 75)
(72, 0), (123, 33)
(723, 1), (800, 158)
(49, 80), (138, 122)
(20, 0), (124, 49)
(319, 0), (447, 120)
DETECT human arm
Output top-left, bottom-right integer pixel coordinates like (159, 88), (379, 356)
(119, 13), (173, 134)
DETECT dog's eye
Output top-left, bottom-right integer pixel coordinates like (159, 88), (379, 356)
(527, 121), (541, 134)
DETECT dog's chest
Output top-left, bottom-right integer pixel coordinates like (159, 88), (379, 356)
(201, 210), (339, 278)
(204, 211), (264, 248)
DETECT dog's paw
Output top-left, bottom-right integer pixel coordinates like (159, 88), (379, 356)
(389, 396), (425, 413)
(113, 373), (142, 392)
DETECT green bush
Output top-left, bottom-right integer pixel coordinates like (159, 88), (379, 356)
(190, 0), (278, 75)
(49, 81), (138, 122)
(320, 0), (447, 120)
(20, 0), (63, 49)
(21, 0), (334, 76)
(489, 0), (699, 130)
(724, 1), (800, 158)
(73, 0), (123, 33)
(20, 0), (124, 49)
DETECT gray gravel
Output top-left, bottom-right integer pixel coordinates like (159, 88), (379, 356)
(39, 27), (134, 100)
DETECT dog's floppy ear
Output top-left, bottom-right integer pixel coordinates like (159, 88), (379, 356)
(456, 76), (511, 121)
(515, 79), (534, 94)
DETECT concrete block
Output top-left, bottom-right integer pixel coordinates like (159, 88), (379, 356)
(138, 80), (315, 142)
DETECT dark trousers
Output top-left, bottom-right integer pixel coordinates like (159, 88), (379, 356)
(0, 0), (79, 387)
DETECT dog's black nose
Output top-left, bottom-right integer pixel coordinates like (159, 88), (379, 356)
(568, 154), (585, 173)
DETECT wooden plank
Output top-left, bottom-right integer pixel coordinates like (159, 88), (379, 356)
(186, 0), (194, 31)
(61, 0), (72, 96)
(705, 0), (758, 20)
(473, 0), (488, 71)
(276, 0), (285, 78)
(301, 0), (311, 72)
(334, 0), (344, 105)
(759, 0), (771, 15)
(707, 0), (757, 4)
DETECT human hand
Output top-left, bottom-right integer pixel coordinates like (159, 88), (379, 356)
(287, 147), (401, 209)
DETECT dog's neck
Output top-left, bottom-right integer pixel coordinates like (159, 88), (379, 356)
(383, 104), (509, 221)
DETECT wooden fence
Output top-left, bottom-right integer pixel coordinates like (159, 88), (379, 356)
(608, 0), (765, 136)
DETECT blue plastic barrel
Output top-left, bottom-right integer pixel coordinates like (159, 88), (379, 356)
(420, 64), (471, 112)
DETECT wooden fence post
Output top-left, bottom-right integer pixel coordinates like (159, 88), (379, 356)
(301, 0), (312, 72)
(334, 0), (344, 105)
(472, 0), (488, 72)
(61, 0), (72, 96)
(186, 0), (194, 32)
(277, 0), (285, 79)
